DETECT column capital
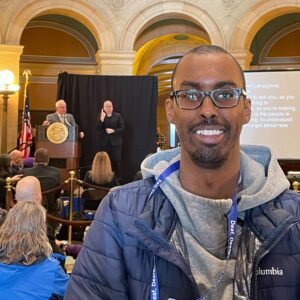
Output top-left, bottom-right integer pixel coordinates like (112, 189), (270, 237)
(96, 50), (136, 75)
(0, 44), (24, 56)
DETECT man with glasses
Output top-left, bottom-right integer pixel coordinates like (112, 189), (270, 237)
(43, 99), (84, 138)
(65, 45), (300, 300)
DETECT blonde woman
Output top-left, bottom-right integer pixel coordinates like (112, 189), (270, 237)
(84, 151), (119, 188)
(0, 201), (68, 300)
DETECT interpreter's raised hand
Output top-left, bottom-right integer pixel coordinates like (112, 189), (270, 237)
(42, 120), (49, 126)
(100, 109), (106, 122)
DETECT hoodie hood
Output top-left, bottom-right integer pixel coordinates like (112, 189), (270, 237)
(141, 145), (290, 212)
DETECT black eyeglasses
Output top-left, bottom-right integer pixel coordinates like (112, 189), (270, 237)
(170, 88), (247, 110)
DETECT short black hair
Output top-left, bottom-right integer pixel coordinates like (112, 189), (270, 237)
(171, 44), (246, 90)
(34, 148), (49, 164)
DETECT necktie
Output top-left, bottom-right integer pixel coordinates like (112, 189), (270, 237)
(59, 115), (65, 124)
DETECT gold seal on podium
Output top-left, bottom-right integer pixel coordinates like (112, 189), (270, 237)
(46, 122), (68, 144)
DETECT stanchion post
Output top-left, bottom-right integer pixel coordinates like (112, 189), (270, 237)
(292, 180), (299, 192)
(5, 177), (12, 210)
(68, 170), (76, 244)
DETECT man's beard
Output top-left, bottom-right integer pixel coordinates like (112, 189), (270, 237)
(190, 143), (229, 169)
(187, 118), (231, 169)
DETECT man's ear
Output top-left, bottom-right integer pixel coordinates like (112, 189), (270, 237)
(242, 98), (251, 125)
(165, 98), (175, 123)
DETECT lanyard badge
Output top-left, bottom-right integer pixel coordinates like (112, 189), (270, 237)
(149, 161), (240, 300)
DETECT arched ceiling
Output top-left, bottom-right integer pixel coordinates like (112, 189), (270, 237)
(20, 14), (99, 65)
(33, 14), (99, 51)
(134, 18), (210, 95)
(137, 12), (300, 96)
(250, 13), (300, 66)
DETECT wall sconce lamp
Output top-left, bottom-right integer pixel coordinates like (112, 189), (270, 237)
(0, 69), (20, 153)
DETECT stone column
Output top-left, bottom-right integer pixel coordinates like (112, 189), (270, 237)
(0, 44), (24, 152)
(96, 50), (136, 75)
(230, 49), (253, 70)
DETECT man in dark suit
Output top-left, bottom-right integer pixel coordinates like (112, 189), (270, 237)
(98, 100), (125, 178)
(43, 99), (84, 138)
(20, 147), (61, 215)
(20, 148), (63, 254)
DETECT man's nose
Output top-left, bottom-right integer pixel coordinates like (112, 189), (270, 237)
(198, 95), (217, 118)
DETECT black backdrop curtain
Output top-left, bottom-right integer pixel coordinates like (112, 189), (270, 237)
(57, 72), (158, 183)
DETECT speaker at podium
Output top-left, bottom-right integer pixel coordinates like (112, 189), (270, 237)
(36, 123), (80, 181)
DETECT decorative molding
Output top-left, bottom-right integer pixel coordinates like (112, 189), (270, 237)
(260, 23), (300, 65)
(19, 76), (57, 84)
(21, 55), (96, 65)
(222, 0), (242, 9)
(104, 0), (125, 11)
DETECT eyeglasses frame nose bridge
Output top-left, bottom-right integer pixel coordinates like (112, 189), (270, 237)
(198, 90), (217, 108)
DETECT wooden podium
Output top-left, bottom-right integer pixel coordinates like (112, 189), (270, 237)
(36, 125), (80, 181)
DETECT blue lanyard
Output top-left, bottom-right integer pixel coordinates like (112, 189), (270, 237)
(148, 160), (180, 200)
(149, 160), (240, 300)
(226, 191), (238, 259)
(150, 256), (160, 300)
(150, 161), (179, 300)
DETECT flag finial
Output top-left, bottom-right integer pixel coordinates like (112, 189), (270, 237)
(22, 69), (32, 81)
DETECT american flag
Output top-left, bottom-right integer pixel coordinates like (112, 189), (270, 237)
(19, 72), (32, 158)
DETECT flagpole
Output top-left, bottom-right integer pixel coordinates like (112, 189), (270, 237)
(20, 69), (32, 158)
(22, 69), (31, 101)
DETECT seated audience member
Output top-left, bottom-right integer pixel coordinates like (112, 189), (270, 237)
(84, 151), (119, 188)
(0, 201), (68, 300)
(23, 156), (35, 168)
(0, 154), (12, 180)
(56, 240), (82, 259)
(21, 148), (61, 215)
(15, 175), (42, 204)
(0, 154), (22, 208)
(15, 176), (66, 263)
(9, 149), (24, 175)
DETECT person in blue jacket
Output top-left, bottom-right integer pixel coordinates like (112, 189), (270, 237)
(0, 201), (68, 300)
(65, 45), (300, 300)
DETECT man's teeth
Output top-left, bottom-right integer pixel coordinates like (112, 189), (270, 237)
(195, 129), (223, 136)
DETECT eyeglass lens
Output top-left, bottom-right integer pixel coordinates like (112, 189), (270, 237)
(176, 88), (241, 109)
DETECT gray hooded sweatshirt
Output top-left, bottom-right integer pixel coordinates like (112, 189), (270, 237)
(141, 145), (290, 299)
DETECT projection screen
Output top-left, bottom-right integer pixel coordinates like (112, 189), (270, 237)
(241, 70), (300, 159)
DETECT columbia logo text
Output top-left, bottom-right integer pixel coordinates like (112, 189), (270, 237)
(256, 267), (283, 276)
